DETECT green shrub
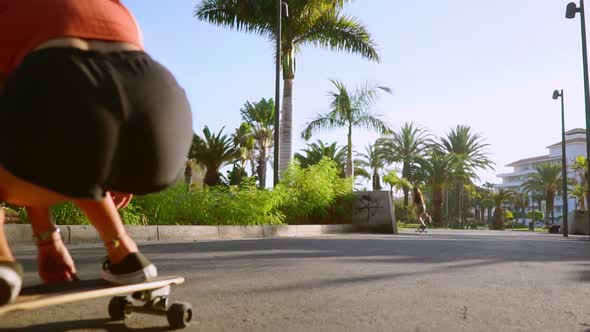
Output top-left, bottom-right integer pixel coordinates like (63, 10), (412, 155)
(504, 209), (513, 221)
(526, 210), (544, 221)
(132, 180), (286, 225)
(394, 201), (411, 222)
(132, 183), (203, 225)
(275, 158), (352, 223)
(504, 220), (526, 229)
(34, 158), (352, 226)
(52, 203), (89, 225)
(51, 201), (147, 225)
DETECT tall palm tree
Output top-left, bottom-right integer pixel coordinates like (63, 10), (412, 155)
(192, 126), (236, 186)
(240, 98), (275, 188)
(294, 140), (346, 177)
(376, 122), (430, 207)
(439, 125), (494, 226)
(195, 0), (380, 176)
(491, 189), (515, 230)
(355, 144), (386, 191)
(522, 163), (562, 226)
(301, 80), (391, 178)
(415, 150), (459, 227)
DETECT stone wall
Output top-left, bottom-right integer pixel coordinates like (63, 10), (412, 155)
(351, 191), (397, 234)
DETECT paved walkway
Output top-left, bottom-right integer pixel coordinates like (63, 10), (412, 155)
(1, 230), (590, 331)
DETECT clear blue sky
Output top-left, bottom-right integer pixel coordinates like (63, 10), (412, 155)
(125, 0), (588, 186)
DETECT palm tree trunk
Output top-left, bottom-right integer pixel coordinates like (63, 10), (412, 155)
(250, 155), (256, 179)
(204, 169), (219, 187)
(184, 162), (193, 191)
(346, 126), (353, 178)
(257, 147), (268, 189)
(403, 187), (409, 207)
(372, 171), (380, 191)
(279, 78), (294, 177)
(459, 181), (464, 228)
(493, 206), (504, 230)
(432, 188), (444, 227)
(402, 163), (410, 207)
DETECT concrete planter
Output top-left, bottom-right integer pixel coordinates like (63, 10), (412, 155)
(568, 210), (589, 235)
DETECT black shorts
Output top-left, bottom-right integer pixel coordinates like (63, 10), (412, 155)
(0, 48), (193, 199)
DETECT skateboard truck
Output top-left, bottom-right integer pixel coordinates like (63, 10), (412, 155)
(108, 285), (192, 329)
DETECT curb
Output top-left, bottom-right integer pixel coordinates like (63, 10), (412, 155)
(6, 224), (395, 246)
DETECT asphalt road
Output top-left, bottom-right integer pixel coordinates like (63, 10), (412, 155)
(1, 230), (590, 332)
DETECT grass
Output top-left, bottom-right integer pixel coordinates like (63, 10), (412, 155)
(510, 227), (549, 233)
(397, 222), (422, 229)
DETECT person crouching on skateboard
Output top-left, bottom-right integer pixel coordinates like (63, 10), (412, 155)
(0, 0), (193, 305)
(413, 186), (431, 233)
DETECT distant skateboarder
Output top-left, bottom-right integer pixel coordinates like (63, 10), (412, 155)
(413, 187), (431, 233)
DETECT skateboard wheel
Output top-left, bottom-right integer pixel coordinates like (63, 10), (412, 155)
(167, 302), (192, 328)
(108, 296), (130, 320)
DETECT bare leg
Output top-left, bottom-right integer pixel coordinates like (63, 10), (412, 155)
(0, 209), (15, 262)
(0, 166), (68, 265)
(75, 193), (138, 264)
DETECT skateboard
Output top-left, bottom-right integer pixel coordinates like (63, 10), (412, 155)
(415, 225), (427, 233)
(0, 276), (192, 329)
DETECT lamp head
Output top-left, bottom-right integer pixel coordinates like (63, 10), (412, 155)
(566, 2), (579, 19)
(553, 90), (561, 100)
(282, 2), (289, 18)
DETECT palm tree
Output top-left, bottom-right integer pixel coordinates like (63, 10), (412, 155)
(192, 126), (236, 186)
(240, 98), (275, 188)
(355, 144), (386, 191)
(491, 189), (515, 230)
(377, 122), (430, 207)
(522, 163), (562, 227)
(294, 140), (346, 177)
(439, 125), (494, 226)
(382, 170), (412, 197)
(415, 150), (459, 227)
(195, 0), (380, 176)
(232, 122), (255, 185)
(480, 184), (495, 228)
(572, 155), (588, 208)
(569, 182), (586, 210)
(512, 192), (528, 224)
(301, 80), (391, 178)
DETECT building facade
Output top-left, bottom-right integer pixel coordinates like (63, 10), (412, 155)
(495, 128), (587, 221)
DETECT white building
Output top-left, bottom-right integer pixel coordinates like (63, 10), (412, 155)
(495, 128), (587, 220)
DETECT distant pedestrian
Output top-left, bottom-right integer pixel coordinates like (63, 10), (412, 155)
(413, 187), (431, 233)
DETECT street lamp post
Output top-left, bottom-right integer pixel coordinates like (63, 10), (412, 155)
(553, 89), (568, 237)
(566, 1), (590, 240)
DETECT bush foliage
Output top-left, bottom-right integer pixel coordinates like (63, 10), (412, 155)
(41, 158), (352, 226)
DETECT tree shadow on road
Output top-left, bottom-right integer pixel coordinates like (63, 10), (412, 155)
(0, 318), (180, 332)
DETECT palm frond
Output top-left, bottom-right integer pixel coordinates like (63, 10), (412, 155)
(195, 0), (274, 38)
(297, 12), (380, 62)
(301, 114), (347, 140)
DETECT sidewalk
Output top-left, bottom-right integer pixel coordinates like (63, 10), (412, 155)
(6, 223), (394, 245)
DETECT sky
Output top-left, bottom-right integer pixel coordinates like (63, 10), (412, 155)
(125, 0), (590, 186)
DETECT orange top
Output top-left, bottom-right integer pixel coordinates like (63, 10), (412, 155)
(0, 0), (143, 75)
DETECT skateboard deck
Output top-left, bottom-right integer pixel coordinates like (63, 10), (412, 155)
(0, 276), (192, 328)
